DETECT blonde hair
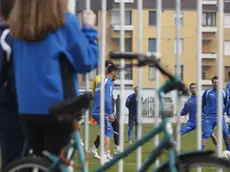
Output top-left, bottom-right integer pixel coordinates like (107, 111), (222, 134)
(8, 0), (67, 41)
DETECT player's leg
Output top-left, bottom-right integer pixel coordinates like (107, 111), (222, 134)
(222, 117), (230, 150)
(180, 122), (196, 135)
(202, 118), (214, 150)
(210, 132), (218, 146)
(104, 116), (114, 161)
(89, 115), (101, 159)
(128, 120), (134, 143)
(112, 117), (120, 154)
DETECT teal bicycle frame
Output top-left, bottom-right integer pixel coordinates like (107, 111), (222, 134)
(45, 78), (181, 172)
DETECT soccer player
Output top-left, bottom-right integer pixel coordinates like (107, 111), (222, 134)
(202, 76), (229, 150)
(180, 83), (217, 145)
(89, 61), (120, 159)
(91, 64), (118, 162)
(225, 71), (230, 149)
(126, 86), (138, 143)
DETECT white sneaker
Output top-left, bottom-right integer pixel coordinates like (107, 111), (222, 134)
(106, 151), (113, 160)
(114, 147), (121, 155)
(89, 148), (101, 159)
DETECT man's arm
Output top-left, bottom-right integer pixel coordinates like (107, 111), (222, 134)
(180, 101), (189, 116)
(202, 90), (207, 115)
(104, 81), (113, 115)
(125, 95), (131, 109)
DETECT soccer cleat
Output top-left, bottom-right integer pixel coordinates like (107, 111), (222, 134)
(89, 117), (97, 125)
(89, 148), (101, 159)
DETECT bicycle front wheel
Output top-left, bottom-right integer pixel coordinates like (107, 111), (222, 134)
(156, 153), (230, 172)
(2, 156), (60, 172)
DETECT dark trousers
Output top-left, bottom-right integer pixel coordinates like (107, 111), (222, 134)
(0, 107), (27, 169)
(22, 115), (74, 156)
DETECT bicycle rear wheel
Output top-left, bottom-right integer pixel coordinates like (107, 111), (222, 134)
(2, 156), (60, 172)
(156, 153), (230, 172)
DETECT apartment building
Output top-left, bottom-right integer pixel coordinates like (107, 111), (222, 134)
(77, 0), (230, 89)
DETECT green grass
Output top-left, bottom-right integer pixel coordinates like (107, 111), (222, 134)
(0, 124), (228, 171)
(82, 124), (228, 172)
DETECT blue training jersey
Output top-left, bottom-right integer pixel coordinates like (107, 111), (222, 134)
(180, 95), (197, 123)
(92, 77), (114, 116)
(13, 13), (99, 115)
(202, 88), (226, 117)
(225, 82), (230, 116)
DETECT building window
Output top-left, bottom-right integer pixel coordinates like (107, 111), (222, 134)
(111, 10), (132, 25)
(149, 11), (156, 26)
(174, 39), (184, 55)
(174, 65), (183, 80)
(202, 12), (216, 26)
(149, 65), (156, 80)
(225, 66), (230, 82)
(111, 38), (132, 52)
(116, 64), (133, 80)
(225, 41), (230, 56)
(94, 11), (98, 26)
(225, 13), (230, 28)
(148, 38), (156, 53)
(174, 12), (184, 27)
(202, 65), (212, 80)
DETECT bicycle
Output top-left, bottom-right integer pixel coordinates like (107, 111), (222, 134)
(3, 51), (230, 172)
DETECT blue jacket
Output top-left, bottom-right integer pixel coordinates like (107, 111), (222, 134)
(13, 13), (99, 115)
(180, 95), (197, 123)
(202, 88), (226, 117)
(0, 24), (17, 108)
(125, 93), (137, 116)
(225, 82), (230, 115)
(92, 77), (113, 115)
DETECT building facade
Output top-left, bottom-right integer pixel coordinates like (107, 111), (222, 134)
(77, 0), (230, 89)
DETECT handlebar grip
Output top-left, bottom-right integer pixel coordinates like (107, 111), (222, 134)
(109, 51), (138, 60)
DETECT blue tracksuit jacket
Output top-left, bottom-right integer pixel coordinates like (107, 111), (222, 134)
(180, 95), (197, 123)
(202, 88), (226, 117)
(13, 13), (99, 115)
(92, 77), (113, 115)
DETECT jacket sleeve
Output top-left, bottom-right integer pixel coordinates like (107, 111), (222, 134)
(0, 32), (12, 86)
(91, 78), (97, 97)
(202, 91), (207, 115)
(180, 102), (189, 116)
(65, 13), (99, 73)
(125, 95), (131, 109)
(105, 82), (113, 114)
(226, 83), (230, 103)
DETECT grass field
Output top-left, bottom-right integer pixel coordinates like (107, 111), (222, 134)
(84, 124), (229, 172)
(0, 124), (228, 171)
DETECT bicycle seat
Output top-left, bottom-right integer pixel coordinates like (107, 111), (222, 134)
(48, 92), (93, 118)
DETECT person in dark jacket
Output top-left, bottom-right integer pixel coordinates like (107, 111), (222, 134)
(0, 0), (28, 169)
(125, 87), (138, 143)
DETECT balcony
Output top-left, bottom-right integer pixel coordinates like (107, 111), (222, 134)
(114, 0), (134, 3)
(201, 26), (217, 32)
(201, 80), (212, 85)
(111, 24), (134, 31)
(114, 80), (134, 85)
(202, 0), (217, 5)
(201, 53), (217, 59)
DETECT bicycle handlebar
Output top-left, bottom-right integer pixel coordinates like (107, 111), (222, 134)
(48, 92), (93, 116)
(109, 51), (189, 96)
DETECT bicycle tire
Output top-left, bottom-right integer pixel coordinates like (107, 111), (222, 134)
(156, 153), (230, 172)
(2, 156), (61, 172)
